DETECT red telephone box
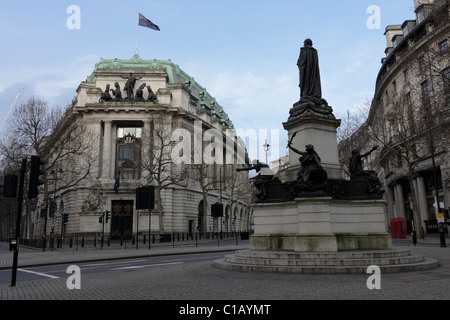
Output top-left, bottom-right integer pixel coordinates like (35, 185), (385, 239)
(390, 218), (406, 238)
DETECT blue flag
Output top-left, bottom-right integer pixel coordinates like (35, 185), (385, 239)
(138, 13), (160, 31)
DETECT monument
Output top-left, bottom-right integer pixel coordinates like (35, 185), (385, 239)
(214, 39), (438, 273)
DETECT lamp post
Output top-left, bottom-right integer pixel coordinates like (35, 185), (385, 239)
(50, 168), (63, 251)
(263, 139), (270, 164)
(429, 130), (446, 247)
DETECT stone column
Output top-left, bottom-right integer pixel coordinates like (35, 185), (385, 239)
(415, 175), (429, 221)
(102, 121), (112, 180)
(394, 183), (405, 218)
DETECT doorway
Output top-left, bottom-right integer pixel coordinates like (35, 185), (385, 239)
(111, 200), (134, 240)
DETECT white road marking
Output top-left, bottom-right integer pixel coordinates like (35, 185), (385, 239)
(82, 259), (148, 267)
(111, 261), (184, 270)
(18, 268), (59, 279)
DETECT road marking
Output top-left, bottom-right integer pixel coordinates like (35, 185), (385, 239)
(18, 268), (59, 279)
(82, 259), (148, 267)
(111, 261), (184, 271)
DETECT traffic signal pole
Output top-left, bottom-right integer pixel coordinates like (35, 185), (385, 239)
(11, 158), (27, 287)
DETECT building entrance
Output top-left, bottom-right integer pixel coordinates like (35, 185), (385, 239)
(111, 200), (134, 240)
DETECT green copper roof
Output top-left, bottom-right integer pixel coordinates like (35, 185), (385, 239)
(86, 54), (233, 128)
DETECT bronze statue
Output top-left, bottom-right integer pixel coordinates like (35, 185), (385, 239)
(288, 142), (327, 187)
(349, 146), (381, 194)
(146, 85), (158, 102)
(121, 73), (142, 100)
(135, 83), (146, 100)
(297, 39), (327, 106)
(111, 82), (122, 100)
(100, 84), (112, 102)
(237, 161), (278, 199)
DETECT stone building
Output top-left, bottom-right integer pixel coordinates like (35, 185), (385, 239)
(340, 0), (450, 235)
(32, 54), (252, 242)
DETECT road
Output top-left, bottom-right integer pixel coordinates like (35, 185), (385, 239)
(0, 251), (227, 285)
(1, 238), (450, 307)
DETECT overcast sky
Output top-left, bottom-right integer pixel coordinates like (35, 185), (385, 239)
(0, 0), (416, 162)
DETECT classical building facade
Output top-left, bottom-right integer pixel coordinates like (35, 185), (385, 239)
(340, 0), (450, 235)
(32, 55), (252, 242)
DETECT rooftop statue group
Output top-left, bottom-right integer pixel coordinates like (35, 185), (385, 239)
(99, 73), (158, 103)
(237, 39), (382, 201)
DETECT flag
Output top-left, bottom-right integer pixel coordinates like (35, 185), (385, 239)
(114, 169), (120, 194)
(138, 13), (160, 31)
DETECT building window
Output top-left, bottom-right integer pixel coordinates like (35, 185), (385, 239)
(421, 80), (430, 103)
(404, 69), (410, 83)
(417, 8), (425, 23)
(440, 39), (448, 52)
(419, 55), (426, 71)
(118, 127), (142, 138)
(116, 126), (142, 180)
(443, 67), (450, 92)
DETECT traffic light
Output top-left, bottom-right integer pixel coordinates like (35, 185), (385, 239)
(49, 200), (57, 218)
(105, 211), (111, 223)
(30, 197), (38, 212)
(63, 213), (69, 225)
(28, 156), (47, 199)
(99, 216), (103, 223)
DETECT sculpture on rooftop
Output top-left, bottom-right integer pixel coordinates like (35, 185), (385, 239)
(111, 82), (123, 100)
(146, 85), (158, 102)
(99, 84), (113, 102)
(135, 83), (146, 100)
(297, 39), (328, 106)
(121, 73), (142, 100)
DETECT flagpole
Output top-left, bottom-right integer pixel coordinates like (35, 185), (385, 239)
(135, 13), (139, 55)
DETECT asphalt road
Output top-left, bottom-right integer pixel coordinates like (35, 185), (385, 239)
(0, 251), (227, 285)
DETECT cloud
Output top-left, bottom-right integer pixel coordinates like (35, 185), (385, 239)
(0, 55), (99, 106)
(190, 68), (296, 162)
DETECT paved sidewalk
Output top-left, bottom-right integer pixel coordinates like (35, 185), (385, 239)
(0, 239), (250, 270)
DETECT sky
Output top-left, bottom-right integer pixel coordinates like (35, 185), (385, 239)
(0, 0), (417, 163)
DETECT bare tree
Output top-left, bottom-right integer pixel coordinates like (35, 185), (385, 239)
(221, 163), (253, 232)
(337, 103), (370, 177)
(0, 97), (98, 239)
(188, 162), (218, 233)
(141, 112), (188, 233)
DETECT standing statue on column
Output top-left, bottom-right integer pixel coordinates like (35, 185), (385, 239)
(297, 39), (328, 106)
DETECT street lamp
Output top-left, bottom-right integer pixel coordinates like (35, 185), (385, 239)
(429, 130), (446, 247)
(50, 168), (64, 250)
(263, 139), (270, 164)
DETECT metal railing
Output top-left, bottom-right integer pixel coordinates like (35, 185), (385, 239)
(39, 231), (251, 251)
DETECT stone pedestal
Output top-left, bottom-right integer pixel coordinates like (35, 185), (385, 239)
(283, 101), (344, 181)
(250, 197), (392, 252)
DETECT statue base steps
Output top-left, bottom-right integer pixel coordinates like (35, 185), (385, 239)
(213, 249), (439, 274)
(212, 197), (438, 274)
